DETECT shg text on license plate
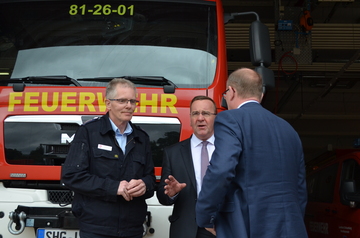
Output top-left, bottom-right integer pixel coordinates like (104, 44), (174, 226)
(37, 228), (79, 238)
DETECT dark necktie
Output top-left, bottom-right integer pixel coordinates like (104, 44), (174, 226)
(201, 141), (209, 181)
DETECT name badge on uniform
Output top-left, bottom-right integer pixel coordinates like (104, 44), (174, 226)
(98, 144), (112, 151)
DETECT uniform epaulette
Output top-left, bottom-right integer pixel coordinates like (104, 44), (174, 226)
(132, 123), (149, 137)
(83, 116), (101, 125)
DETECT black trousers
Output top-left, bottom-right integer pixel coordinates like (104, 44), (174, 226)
(196, 227), (216, 238)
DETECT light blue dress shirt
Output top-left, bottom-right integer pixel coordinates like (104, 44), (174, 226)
(109, 118), (133, 154)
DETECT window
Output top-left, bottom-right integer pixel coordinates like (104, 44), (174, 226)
(341, 159), (360, 190)
(4, 116), (180, 167)
(307, 163), (338, 203)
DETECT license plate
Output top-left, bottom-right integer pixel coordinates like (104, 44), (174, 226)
(37, 228), (80, 238)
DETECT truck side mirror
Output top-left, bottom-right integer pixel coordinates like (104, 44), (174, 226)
(255, 66), (275, 92)
(250, 21), (275, 91)
(221, 12), (274, 109)
(250, 20), (271, 68)
(340, 180), (360, 208)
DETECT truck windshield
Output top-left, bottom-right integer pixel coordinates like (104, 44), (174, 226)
(0, 0), (217, 88)
(4, 116), (180, 167)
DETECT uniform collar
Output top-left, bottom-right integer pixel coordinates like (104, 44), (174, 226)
(109, 118), (133, 135)
(100, 113), (142, 143)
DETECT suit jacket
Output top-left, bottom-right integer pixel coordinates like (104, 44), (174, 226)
(196, 102), (308, 238)
(157, 137), (199, 238)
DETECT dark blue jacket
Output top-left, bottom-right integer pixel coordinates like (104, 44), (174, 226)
(61, 113), (155, 237)
(196, 102), (307, 238)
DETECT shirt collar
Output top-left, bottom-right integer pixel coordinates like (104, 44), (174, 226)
(238, 100), (259, 109)
(109, 118), (133, 135)
(191, 134), (215, 147)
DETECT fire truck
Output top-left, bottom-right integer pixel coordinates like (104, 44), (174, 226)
(0, 0), (272, 237)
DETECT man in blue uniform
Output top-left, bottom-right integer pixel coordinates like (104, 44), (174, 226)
(62, 78), (155, 238)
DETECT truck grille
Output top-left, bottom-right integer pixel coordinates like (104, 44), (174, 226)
(48, 190), (73, 205)
(44, 144), (70, 155)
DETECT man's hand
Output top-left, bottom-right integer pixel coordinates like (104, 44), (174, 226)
(127, 179), (146, 198)
(205, 227), (216, 236)
(164, 175), (186, 197)
(117, 180), (132, 201)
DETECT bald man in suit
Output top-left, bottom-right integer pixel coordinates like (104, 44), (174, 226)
(196, 68), (307, 238)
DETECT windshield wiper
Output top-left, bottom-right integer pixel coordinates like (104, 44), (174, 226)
(80, 76), (177, 93)
(3, 76), (81, 92)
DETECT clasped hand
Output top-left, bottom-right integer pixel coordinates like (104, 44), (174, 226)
(117, 179), (146, 201)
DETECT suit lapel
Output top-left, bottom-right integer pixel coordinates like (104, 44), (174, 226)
(180, 138), (197, 193)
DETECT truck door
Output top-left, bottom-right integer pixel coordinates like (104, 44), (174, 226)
(336, 158), (360, 237)
(305, 162), (339, 237)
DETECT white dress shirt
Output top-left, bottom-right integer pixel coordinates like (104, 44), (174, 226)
(190, 134), (215, 196)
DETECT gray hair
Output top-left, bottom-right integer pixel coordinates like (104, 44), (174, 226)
(106, 78), (137, 99)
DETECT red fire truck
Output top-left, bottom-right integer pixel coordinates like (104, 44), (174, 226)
(0, 0), (272, 237)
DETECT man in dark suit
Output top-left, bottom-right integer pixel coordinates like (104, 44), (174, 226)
(196, 68), (308, 238)
(157, 95), (217, 238)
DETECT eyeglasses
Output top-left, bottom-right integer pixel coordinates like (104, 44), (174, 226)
(191, 111), (217, 117)
(108, 98), (139, 105)
(222, 88), (229, 97)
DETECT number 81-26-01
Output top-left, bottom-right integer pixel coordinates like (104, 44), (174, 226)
(69, 4), (134, 16)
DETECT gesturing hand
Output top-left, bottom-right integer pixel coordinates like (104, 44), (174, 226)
(164, 175), (186, 197)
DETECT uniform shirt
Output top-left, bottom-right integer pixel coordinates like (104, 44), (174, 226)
(109, 118), (133, 154)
